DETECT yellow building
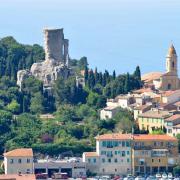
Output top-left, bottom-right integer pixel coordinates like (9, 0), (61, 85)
(138, 110), (170, 132)
(132, 134), (179, 175)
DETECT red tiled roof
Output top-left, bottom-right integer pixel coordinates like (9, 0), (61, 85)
(138, 110), (170, 118)
(84, 152), (99, 157)
(142, 72), (162, 83)
(133, 134), (177, 141)
(96, 133), (132, 140)
(165, 114), (180, 122)
(4, 148), (33, 157)
(133, 88), (153, 94)
(0, 174), (36, 180)
(95, 133), (177, 141)
(162, 90), (180, 97)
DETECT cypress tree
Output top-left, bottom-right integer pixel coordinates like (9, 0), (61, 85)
(94, 67), (99, 84)
(99, 72), (103, 85)
(134, 66), (141, 81)
(84, 65), (89, 84)
(124, 73), (131, 93)
(88, 69), (95, 89)
(113, 70), (116, 80)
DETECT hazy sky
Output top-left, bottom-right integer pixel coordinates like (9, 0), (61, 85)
(0, 0), (180, 75)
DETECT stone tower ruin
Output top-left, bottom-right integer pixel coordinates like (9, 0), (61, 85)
(17, 28), (72, 90)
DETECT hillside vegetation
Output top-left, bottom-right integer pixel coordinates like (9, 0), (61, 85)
(0, 36), (143, 156)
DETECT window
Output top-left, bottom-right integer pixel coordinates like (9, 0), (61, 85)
(114, 158), (118, 163)
(27, 159), (30, 163)
(122, 151), (125, 157)
(10, 159), (14, 164)
(115, 151), (118, 155)
(108, 158), (111, 163)
(122, 141), (125, 147)
(101, 151), (106, 155)
(152, 159), (154, 163)
(18, 159), (22, 164)
(159, 159), (161, 163)
(127, 151), (130, 155)
(115, 168), (117, 172)
(126, 141), (130, 147)
(102, 141), (106, 147)
(93, 158), (96, 163)
(88, 159), (91, 163)
(168, 129), (172, 133)
(26, 169), (30, 174)
(114, 141), (118, 147)
(167, 84), (171, 90)
(127, 158), (130, 163)
(102, 158), (105, 163)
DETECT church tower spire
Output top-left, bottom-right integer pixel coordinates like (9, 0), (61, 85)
(166, 44), (178, 75)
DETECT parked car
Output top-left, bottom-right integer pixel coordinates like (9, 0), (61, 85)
(113, 175), (124, 180)
(161, 173), (167, 179)
(123, 175), (134, 180)
(135, 176), (146, 180)
(167, 173), (173, 179)
(146, 175), (157, 180)
(155, 173), (161, 179)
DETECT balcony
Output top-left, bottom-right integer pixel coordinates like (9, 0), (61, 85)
(133, 145), (152, 150)
(151, 149), (168, 157)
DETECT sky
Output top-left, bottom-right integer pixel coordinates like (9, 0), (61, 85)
(0, 0), (180, 75)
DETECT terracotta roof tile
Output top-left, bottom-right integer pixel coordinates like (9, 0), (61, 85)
(142, 72), (162, 83)
(95, 133), (177, 141)
(133, 134), (177, 141)
(0, 174), (36, 180)
(4, 148), (33, 157)
(162, 90), (180, 97)
(165, 114), (180, 122)
(138, 110), (170, 118)
(96, 133), (132, 140)
(84, 152), (99, 157)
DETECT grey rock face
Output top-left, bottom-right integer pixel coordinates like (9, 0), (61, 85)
(17, 70), (32, 90)
(17, 28), (72, 90)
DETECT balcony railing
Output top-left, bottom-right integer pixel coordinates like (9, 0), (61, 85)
(133, 146), (152, 150)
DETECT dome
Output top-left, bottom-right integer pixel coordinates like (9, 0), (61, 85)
(168, 44), (177, 56)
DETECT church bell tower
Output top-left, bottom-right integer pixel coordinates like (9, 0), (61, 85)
(166, 44), (178, 75)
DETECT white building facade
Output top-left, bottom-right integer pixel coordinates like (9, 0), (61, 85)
(83, 134), (132, 175)
(4, 148), (34, 175)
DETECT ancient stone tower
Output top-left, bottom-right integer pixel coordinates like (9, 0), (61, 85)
(44, 28), (69, 64)
(17, 28), (72, 90)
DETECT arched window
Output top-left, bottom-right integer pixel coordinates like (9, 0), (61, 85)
(167, 84), (171, 90)
(172, 61), (175, 69)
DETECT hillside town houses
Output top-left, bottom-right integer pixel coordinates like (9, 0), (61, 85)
(1, 42), (180, 179)
(100, 88), (180, 135)
(83, 134), (179, 176)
